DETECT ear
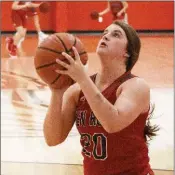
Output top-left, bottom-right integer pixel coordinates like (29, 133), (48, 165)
(124, 53), (130, 58)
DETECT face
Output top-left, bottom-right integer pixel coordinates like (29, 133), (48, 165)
(96, 24), (128, 60)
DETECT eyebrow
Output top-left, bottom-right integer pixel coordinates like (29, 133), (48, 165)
(103, 29), (123, 36)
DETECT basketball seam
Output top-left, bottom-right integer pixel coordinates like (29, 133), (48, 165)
(55, 35), (69, 53)
(35, 51), (87, 69)
(36, 61), (56, 70)
(51, 74), (61, 85)
(35, 49), (87, 69)
(38, 46), (62, 54)
(67, 37), (76, 52)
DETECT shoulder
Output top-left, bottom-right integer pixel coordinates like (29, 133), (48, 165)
(117, 77), (150, 111)
(120, 77), (150, 92)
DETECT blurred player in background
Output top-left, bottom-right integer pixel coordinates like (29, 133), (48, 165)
(6, 1), (48, 58)
(99, 1), (128, 24)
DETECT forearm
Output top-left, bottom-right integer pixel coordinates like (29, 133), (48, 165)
(119, 3), (128, 14)
(43, 90), (65, 146)
(79, 76), (119, 133)
(99, 8), (110, 16)
(119, 7), (127, 14)
(30, 3), (40, 8)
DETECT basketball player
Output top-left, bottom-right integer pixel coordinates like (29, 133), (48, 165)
(99, 1), (128, 24)
(44, 21), (158, 174)
(6, 1), (48, 58)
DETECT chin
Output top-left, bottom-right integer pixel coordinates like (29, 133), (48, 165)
(96, 47), (108, 56)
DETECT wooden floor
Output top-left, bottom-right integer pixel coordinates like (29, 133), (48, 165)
(1, 33), (174, 175)
(1, 162), (174, 175)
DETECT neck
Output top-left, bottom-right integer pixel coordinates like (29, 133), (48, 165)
(96, 58), (127, 87)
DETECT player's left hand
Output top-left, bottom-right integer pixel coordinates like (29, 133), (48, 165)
(55, 46), (87, 83)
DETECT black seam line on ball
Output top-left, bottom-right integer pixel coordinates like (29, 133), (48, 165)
(51, 74), (61, 85)
(67, 37), (77, 52)
(36, 61), (56, 70)
(55, 35), (69, 53)
(38, 46), (62, 54)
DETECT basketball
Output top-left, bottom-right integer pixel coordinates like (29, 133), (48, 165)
(90, 11), (99, 20)
(34, 33), (88, 89)
(39, 2), (50, 13)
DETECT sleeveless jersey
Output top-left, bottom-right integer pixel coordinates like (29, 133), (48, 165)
(75, 71), (154, 175)
(109, 1), (125, 20)
(11, 2), (27, 18)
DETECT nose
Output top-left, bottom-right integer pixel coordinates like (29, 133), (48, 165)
(102, 34), (109, 41)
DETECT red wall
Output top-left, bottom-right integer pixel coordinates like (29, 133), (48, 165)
(1, 1), (174, 32)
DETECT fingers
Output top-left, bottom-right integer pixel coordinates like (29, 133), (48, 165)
(55, 46), (81, 75)
(62, 52), (75, 64)
(61, 46), (80, 63)
(55, 69), (67, 75)
(56, 59), (69, 69)
(72, 46), (80, 61)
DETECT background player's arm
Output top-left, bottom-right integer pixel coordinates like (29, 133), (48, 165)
(43, 84), (80, 146)
(117, 1), (128, 16)
(79, 77), (150, 133)
(28, 2), (41, 8)
(12, 2), (28, 10)
(99, 2), (110, 16)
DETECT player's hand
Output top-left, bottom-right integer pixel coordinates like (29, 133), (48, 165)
(55, 47), (87, 83)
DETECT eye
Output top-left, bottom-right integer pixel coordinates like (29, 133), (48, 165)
(113, 32), (120, 37)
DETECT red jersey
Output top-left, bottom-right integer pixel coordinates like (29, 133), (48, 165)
(75, 72), (154, 175)
(11, 1), (37, 17)
(11, 1), (38, 27)
(11, 1), (27, 19)
(109, 1), (126, 20)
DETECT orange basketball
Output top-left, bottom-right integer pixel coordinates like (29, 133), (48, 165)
(34, 33), (88, 89)
(39, 2), (50, 13)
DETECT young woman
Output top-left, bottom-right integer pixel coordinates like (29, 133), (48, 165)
(43, 21), (158, 175)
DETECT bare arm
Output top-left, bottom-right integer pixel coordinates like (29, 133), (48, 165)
(99, 2), (110, 16)
(43, 84), (80, 146)
(12, 2), (41, 10)
(28, 2), (41, 8)
(12, 2), (28, 10)
(117, 1), (128, 16)
(54, 47), (149, 134)
(78, 76), (150, 133)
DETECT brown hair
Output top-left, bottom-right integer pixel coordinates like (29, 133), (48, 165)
(113, 21), (159, 142)
(144, 104), (160, 144)
(113, 21), (141, 71)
